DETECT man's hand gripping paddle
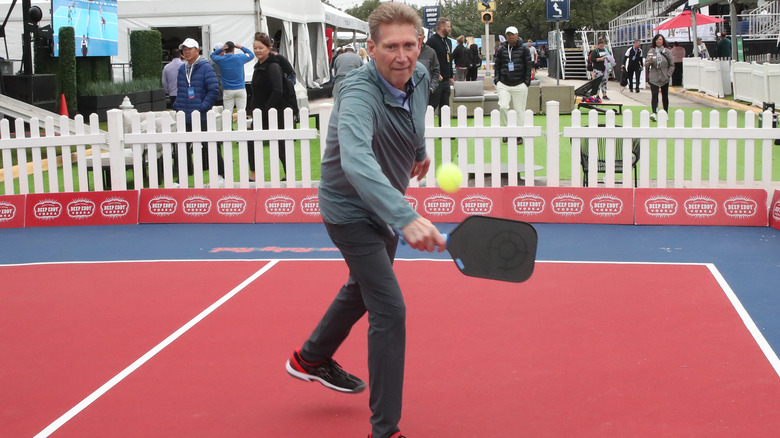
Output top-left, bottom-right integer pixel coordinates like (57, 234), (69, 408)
(403, 215), (538, 283)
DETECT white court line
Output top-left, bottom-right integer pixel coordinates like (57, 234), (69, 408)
(33, 260), (279, 438)
(706, 263), (780, 379)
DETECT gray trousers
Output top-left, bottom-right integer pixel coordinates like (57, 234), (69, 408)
(302, 221), (405, 438)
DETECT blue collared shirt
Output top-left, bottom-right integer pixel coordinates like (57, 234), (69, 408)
(376, 67), (415, 112)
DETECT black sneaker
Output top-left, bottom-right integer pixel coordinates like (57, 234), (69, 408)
(286, 350), (366, 393)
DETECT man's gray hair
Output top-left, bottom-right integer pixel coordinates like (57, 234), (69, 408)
(369, 2), (422, 42)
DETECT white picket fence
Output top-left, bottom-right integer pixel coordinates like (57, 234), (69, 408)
(0, 101), (778, 196)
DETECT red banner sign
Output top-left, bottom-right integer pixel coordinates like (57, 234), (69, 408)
(0, 195), (26, 228)
(406, 187), (505, 223)
(635, 188), (768, 226)
(139, 189), (256, 223)
(25, 191), (138, 227)
(770, 190), (780, 231)
(255, 188), (321, 223)
(503, 187), (634, 224)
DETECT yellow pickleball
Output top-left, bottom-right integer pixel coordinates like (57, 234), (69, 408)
(436, 162), (463, 194)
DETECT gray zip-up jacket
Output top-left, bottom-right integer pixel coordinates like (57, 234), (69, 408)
(318, 60), (430, 229)
(646, 46), (675, 87)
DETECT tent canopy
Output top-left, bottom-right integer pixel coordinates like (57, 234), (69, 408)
(323, 4), (369, 34)
(0, 0), (376, 88)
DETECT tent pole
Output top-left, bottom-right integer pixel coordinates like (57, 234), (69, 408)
(691, 7), (699, 57)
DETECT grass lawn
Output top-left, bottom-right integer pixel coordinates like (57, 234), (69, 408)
(1, 106), (777, 194)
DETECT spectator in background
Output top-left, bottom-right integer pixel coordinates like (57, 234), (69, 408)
(670, 41), (685, 86)
(646, 33), (674, 121)
(717, 32), (732, 58)
(162, 49), (184, 107)
(527, 39), (538, 79)
(622, 39), (643, 93)
(452, 35), (469, 81)
(466, 43), (480, 81)
(493, 26), (532, 144)
(172, 38), (224, 182)
(331, 44), (364, 99)
(588, 38), (612, 100)
(210, 41), (254, 114)
(426, 17), (453, 116)
(358, 47), (369, 64)
(418, 43), (441, 94)
(696, 38), (709, 58)
(249, 32), (297, 181)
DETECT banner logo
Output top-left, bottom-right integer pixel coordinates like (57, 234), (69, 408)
(0, 202), (16, 222)
(773, 199), (780, 221)
(101, 198), (130, 218)
(265, 195), (295, 216)
(590, 195), (623, 216)
(645, 196), (678, 217)
(404, 194), (418, 211)
(34, 200), (62, 220)
(423, 195), (455, 215)
(217, 196), (247, 216)
(684, 196), (717, 218)
(149, 196), (177, 216)
(552, 194), (584, 216)
(67, 199), (96, 219)
(301, 195), (320, 216)
(461, 195), (493, 215)
(723, 197), (757, 219)
(513, 194), (545, 215)
(182, 196), (211, 216)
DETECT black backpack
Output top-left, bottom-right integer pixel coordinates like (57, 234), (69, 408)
(269, 54), (299, 117)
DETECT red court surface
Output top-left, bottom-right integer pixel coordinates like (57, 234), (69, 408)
(2, 259), (779, 437)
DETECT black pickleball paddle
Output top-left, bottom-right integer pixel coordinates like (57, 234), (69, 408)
(446, 215), (537, 283)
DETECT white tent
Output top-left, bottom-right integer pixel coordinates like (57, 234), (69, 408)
(0, 0), (369, 88)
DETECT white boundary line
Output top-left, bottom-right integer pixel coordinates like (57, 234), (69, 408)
(706, 263), (780, 379)
(33, 260), (279, 438)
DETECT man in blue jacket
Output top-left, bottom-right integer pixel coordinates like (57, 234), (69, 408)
(210, 41), (254, 114)
(284, 3), (446, 437)
(173, 38), (224, 181)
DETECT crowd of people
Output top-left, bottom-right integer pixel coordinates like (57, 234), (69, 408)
(161, 32), (299, 183)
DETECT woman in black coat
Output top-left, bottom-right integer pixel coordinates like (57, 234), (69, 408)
(466, 44), (480, 81)
(249, 32), (291, 180)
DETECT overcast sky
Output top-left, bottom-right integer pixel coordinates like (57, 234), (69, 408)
(327, 0), (433, 11)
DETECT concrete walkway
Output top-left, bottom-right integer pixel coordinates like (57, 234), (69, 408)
(534, 68), (762, 114)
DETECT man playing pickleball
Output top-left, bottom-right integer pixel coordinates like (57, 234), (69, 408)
(284, 3), (446, 437)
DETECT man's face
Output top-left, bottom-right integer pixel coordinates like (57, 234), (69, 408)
(506, 33), (519, 46)
(634, 40), (640, 48)
(439, 20), (451, 38)
(368, 23), (421, 91)
(182, 46), (200, 64)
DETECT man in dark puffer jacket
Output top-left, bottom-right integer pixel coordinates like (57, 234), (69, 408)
(493, 26), (532, 144)
(173, 38), (224, 180)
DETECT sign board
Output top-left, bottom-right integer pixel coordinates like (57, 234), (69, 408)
(736, 37), (745, 62)
(477, 1), (496, 11)
(422, 6), (440, 28)
(546, 0), (570, 22)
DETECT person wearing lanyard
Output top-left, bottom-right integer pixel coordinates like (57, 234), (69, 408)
(173, 38), (224, 183)
(493, 26), (532, 144)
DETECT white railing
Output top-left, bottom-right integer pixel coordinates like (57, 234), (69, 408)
(1, 102), (778, 195)
(686, 58), (780, 107)
(682, 57), (733, 98)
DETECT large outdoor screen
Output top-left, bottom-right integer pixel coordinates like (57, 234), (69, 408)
(52, 0), (118, 57)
